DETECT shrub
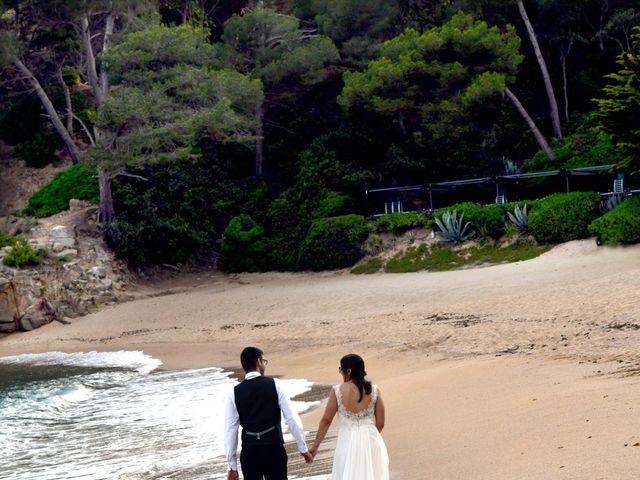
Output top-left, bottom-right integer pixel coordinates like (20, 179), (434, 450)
(311, 189), (353, 219)
(0, 232), (16, 248)
(529, 191), (601, 244)
(220, 214), (267, 272)
(3, 238), (42, 267)
(589, 196), (640, 245)
(298, 214), (368, 271)
(373, 212), (431, 235)
(23, 164), (98, 217)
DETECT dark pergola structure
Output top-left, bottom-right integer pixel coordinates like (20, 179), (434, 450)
(365, 164), (629, 215)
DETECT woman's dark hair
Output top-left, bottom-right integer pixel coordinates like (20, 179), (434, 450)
(340, 354), (372, 402)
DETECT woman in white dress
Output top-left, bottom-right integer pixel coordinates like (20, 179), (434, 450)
(309, 354), (389, 480)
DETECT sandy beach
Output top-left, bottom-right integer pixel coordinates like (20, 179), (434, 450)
(2, 239), (640, 479)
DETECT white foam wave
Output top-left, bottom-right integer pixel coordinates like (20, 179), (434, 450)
(0, 350), (162, 373)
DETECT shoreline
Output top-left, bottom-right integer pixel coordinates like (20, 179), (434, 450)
(2, 240), (640, 478)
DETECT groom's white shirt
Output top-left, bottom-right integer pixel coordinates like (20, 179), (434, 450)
(224, 371), (309, 470)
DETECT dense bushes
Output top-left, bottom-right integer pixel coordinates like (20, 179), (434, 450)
(220, 214), (267, 272)
(23, 164), (98, 217)
(105, 144), (259, 266)
(14, 130), (62, 168)
(529, 191), (601, 243)
(298, 215), (368, 271)
(589, 196), (640, 245)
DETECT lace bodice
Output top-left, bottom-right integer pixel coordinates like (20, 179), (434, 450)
(334, 383), (378, 427)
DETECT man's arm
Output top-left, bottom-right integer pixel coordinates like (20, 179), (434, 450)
(224, 387), (241, 473)
(275, 378), (309, 455)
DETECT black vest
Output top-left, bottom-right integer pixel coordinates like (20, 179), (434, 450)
(234, 375), (284, 446)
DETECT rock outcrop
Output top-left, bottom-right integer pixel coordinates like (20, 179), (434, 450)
(0, 205), (132, 333)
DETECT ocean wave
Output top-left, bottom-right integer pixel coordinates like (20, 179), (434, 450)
(0, 350), (163, 373)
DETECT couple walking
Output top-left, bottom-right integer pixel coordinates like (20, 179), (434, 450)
(224, 347), (389, 480)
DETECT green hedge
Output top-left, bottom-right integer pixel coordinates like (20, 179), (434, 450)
(529, 191), (601, 244)
(589, 196), (640, 245)
(372, 212), (432, 235)
(298, 214), (368, 271)
(23, 163), (98, 217)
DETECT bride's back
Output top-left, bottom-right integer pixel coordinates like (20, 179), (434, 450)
(338, 382), (372, 414)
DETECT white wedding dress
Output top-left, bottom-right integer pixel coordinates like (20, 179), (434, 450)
(331, 383), (389, 480)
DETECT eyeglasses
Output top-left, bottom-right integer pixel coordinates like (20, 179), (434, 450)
(260, 358), (269, 365)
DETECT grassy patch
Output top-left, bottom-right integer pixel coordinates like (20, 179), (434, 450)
(385, 244), (429, 272)
(383, 241), (551, 273)
(351, 257), (383, 274)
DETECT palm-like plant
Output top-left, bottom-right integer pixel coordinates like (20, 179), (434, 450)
(434, 210), (473, 244)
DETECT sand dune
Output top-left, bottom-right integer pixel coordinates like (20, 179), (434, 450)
(2, 239), (640, 479)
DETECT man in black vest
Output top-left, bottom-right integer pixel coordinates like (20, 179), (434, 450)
(224, 346), (312, 480)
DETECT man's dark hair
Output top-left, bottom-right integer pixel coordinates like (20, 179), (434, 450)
(240, 346), (263, 372)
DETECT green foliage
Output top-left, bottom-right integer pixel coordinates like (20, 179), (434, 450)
(385, 243), (430, 272)
(383, 241), (551, 273)
(507, 205), (528, 233)
(372, 212), (431, 235)
(23, 164), (98, 217)
(105, 149), (256, 266)
(589, 196), (640, 245)
(2, 237), (42, 267)
(0, 231), (17, 248)
(298, 214), (368, 271)
(13, 130), (62, 167)
(529, 192), (601, 244)
(351, 257), (383, 274)
(339, 13), (522, 125)
(524, 128), (621, 173)
(434, 210), (473, 244)
(88, 23), (262, 174)
(311, 189), (353, 219)
(303, 0), (401, 67)
(220, 214), (267, 272)
(593, 27), (640, 174)
(221, 8), (339, 87)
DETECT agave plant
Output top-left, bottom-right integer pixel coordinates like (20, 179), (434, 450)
(502, 158), (521, 176)
(603, 194), (624, 213)
(507, 205), (528, 233)
(434, 210), (473, 244)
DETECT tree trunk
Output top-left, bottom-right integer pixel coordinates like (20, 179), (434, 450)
(255, 102), (264, 176)
(14, 57), (81, 164)
(517, 0), (563, 139)
(99, 12), (114, 101)
(57, 70), (74, 135)
(504, 87), (555, 160)
(97, 168), (116, 224)
(80, 14), (103, 106)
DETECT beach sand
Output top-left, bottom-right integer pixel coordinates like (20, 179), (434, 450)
(2, 239), (640, 479)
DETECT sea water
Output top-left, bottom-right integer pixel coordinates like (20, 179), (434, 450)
(0, 351), (330, 480)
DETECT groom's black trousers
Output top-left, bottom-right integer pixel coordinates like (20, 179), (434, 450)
(240, 444), (288, 480)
